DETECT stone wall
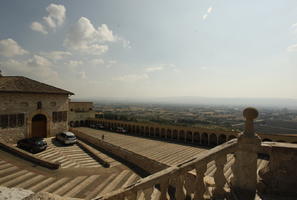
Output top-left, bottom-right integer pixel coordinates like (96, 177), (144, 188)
(0, 93), (70, 143)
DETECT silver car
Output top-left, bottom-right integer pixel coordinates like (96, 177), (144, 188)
(56, 131), (77, 145)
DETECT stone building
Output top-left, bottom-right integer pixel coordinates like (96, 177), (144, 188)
(0, 75), (74, 143)
(68, 101), (95, 127)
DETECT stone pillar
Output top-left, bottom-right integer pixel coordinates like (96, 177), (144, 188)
(231, 107), (261, 200)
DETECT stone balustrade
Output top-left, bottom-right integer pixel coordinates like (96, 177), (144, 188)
(87, 107), (297, 199)
(258, 142), (297, 197)
(95, 139), (237, 200)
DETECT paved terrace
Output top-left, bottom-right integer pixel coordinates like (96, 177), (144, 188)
(74, 127), (210, 166)
(74, 127), (268, 183)
(0, 138), (141, 199)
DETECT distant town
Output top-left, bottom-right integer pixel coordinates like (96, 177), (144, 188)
(93, 102), (297, 135)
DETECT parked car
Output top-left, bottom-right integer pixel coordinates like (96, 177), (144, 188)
(95, 124), (104, 129)
(115, 127), (127, 133)
(17, 137), (47, 153)
(56, 131), (77, 145)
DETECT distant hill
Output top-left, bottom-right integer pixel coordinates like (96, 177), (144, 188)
(72, 96), (297, 109)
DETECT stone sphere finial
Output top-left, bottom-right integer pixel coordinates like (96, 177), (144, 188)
(243, 107), (258, 120)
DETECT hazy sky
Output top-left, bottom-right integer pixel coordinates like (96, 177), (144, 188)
(1, 0), (297, 99)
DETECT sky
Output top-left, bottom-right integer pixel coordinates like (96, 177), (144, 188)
(0, 0), (297, 99)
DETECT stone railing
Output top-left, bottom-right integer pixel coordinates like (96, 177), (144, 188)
(258, 142), (297, 197)
(96, 139), (237, 200)
(95, 108), (262, 200)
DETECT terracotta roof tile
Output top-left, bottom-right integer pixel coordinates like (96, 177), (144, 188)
(0, 76), (74, 95)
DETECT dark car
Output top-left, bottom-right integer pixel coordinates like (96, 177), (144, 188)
(115, 127), (127, 133)
(17, 137), (47, 153)
(95, 124), (104, 129)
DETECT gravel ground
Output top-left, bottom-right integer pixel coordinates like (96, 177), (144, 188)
(0, 186), (33, 200)
(0, 187), (80, 200)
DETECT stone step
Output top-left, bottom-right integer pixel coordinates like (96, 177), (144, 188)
(2, 172), (35, 187)
(54, 176), (87, 196)
(39, 177), (71, 193)
(28, 177), (56, 192)
(0, 170), (27, 185)
(96, 170), (130, 197)
(63, 175), (100, 197)
(15, 174), (45, 189)
(84, 173), (118, 199)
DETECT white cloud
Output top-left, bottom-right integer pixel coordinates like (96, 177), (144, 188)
(145, 66), (164, 72)
(40, 51), (71, 61)
(31, 4), (66, 34)
(0, 39), (27, 57)
(64, 17), (127, 55)
(1, 55), (58, 81)
(112, 74), (149, 82)
(66, 60), (84, 67)
(77, 71), (87, 79)
(145, 64), (178, 73)
(287, 44), (297, 52)
(30, 22), (48, 34)
(44, 4), (65, 28)
(90, 59), (104, 66)
(202, 6), (213, 20)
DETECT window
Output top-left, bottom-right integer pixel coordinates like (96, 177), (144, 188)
(37, 101), (42, 109)
(58, 112), (62, 122)
(53, 111), (67, 123)
(9, 114), (16, 128)
(62, 111), (67, 121)
(53, 112), (58, 122)
(17, 114), (24, 127)
(1, 115), (8, 128)
(0, 113), (24, 129)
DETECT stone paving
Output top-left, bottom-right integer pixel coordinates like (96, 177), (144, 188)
(0, 139), (140, 199)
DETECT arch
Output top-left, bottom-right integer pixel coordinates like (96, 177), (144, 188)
(69, 121), (74, 127)
(145, 126), (150, 136)
(128, 125), (132, 133)
(155, 128), (160, 137)
(136, 126), (140, 135)
(31, 114), (47, 138)
(186, 131), (193, 143)
(194, 132), (200, 144)
(201, 133), (208, 146)
(75, 121), (79, 127)
(139, 126), (144, 135)
(172, 129), (178, 140)
(167, 129), (172, 139)
(228, 135), (236, 141)
(150, 127), (155, 137)
(132, 125), (136, 134)
(179, 130), (185, 142)
(161, 128), (166, 138)
(218, 134), (227, 145)
(80, 120), (84, 127)
(262, 138), (272, 142)
(209, 134), (217, 146)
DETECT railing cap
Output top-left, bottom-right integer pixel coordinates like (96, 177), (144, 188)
(243, 107), (258, 120)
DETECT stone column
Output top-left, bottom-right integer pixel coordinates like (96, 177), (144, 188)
(231, 107), (261, 200)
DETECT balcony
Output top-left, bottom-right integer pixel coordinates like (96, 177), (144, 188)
(91, 108), (297, 200)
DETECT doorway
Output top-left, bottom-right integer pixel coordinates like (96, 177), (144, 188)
(31, 114), (47, 138)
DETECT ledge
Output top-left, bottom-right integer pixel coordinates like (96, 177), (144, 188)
(0, 139), (60, 169)
(76, 140), (110, 168)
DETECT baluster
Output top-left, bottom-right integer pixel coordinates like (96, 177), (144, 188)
(193, 164), (207, 200)
(175, 173), (186, 200)
(159, 178), (169, 200)
(125, 191), (137, 200)
(213, 155), (227, 198)
(143, 187), (154, 200)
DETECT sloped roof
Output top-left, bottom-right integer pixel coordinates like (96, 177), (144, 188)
(0, 76), (74, 95)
